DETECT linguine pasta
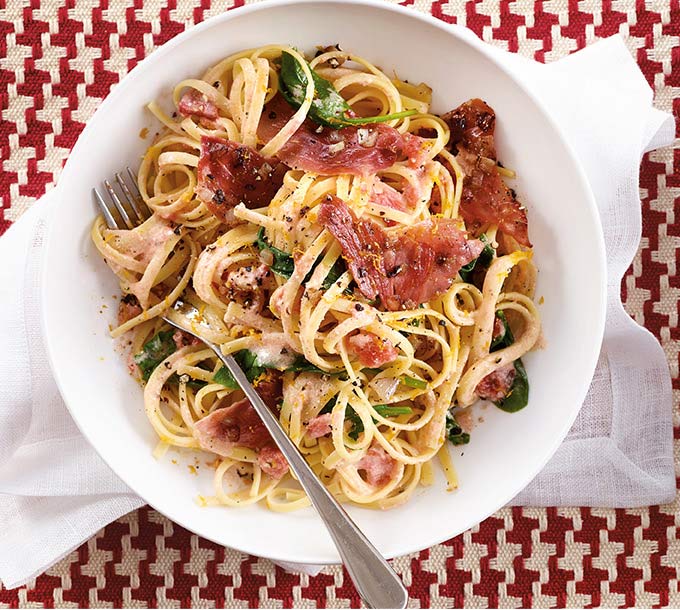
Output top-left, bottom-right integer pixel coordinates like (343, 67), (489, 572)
(92, 44), (541, 512)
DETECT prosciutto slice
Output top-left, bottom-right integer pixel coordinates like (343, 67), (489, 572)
(257, 446), (288, 479)
(318, 195), (484, 310)
(194, 398), (272, 455)
(306, 413), (333, 439)
(257, 96), (403, 176)
(476, 363), (516, 401)
(442, 99), (531, 247)
(369, 135), (432, 217)
(117, 295), (142, 325)
(194, 394), (289, 480)
(346, 331), (398, 368)
(358, 446), (398, 487)
(178, 90), (219, 121)
(196, 136), (286, 223)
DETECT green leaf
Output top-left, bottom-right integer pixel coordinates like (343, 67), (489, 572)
(213, 366), (239, 389)
(213, 348), (349, 389)
(346, 405), (364, 440)
(459, 234), (495, 283)
(168, 373), (207, 390)
(255, 228), (352, 293)
(213, 350), (269, 388)
(286, 355), (326, 374)
(494, 359), (529, 413)
(490, 310), (514, 352)
(134, 331), (209, 388)
(285, 355), (347, 379)
(321, 257), (348, 291)
(255, 228), (294, 278)
(486, 312), (529, 412)
(334, 402), (413, 441)
(373, 405), (413, 417)
(305, 256), (352, 294)
(402, 375), (427, 390)
(319, 395), (338, 415)
(279, 51), (416, 129)
(445, 411), (470, 446)
(134, 330), (177, 382)
(214, 350), (347, 386)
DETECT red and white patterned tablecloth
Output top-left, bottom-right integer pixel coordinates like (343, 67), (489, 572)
(1, 0), (678, 607)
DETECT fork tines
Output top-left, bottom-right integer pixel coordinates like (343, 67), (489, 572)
(94, 167), (150, 230)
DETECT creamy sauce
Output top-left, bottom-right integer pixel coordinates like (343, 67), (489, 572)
(113, 216), (175, 266)
(283, 373), (335, 421)
(252, 333), (297, 369)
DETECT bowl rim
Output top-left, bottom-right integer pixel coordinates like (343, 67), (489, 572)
(41, 0), (607, 563)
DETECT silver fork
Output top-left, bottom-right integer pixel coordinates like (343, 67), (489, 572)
(94, 170), (408, 610)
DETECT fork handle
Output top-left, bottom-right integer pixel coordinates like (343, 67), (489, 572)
(212, 347), (408, 610)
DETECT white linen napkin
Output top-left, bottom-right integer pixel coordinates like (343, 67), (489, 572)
(0, 33), (674, 589)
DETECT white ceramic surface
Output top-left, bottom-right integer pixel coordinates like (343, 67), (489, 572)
(42, 0), (606, 564)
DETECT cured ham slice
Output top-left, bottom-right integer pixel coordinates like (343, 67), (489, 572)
(172, 330), (200, 349)
(117, 295), (142, 325)
(401, 132), (432, 169)
(445, 98), (497, 159)
(306, 413), (333, 439)
(257, 96), (403, 176)
(257, 446), (288, 479)
(194, 398), (272, 455)
(371, 181), (410, 213)
(346, 331), (398, 368)
(476, 363), (516, 401)
(318, 195), (483, 310)
(369, 137), (433, 218)
(442, 99), (530, 247)
(254, 371), (284, 413)
(219, 263), (276, 312)
(178, 90), (219, 121)
(196, 136), (286, 223)
(194, 394), (289, 479)
(358, 446), (397, 487)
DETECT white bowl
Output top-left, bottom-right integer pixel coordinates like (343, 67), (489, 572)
(42, 0), (606, 564)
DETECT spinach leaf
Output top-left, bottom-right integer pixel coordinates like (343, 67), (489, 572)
(214, 349), (347, 387)
(287, 357), (319, 373)
(169, 373), (207, 390)
(402, 375), (427, 390)
(495, 360), (529, 413)
(322, 257), (347, 290)
(490, 310), (513, 352)
(445, 411), (470, 446)
(135, 331), (211, 388)
(321, 398), (412, 441)
(213, 349), (269, 388)
(213, 366), (239, 390)
(256, 228), (295, 278)
(285, 355), (347, 378)
(306, 256), (352, 293)
(286, 355), (327, 374)
(349, 404), (413, 439)
(459, 234), (495, 283)
(255, 228), (351, 292)
(134, 330), (177, 381)
(346, 406), (364, 440)
(373, 405), (413, 417)
(488, 311), (530, 412)
(279, 51), (416, 129)
(319, 395), (338, 415)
